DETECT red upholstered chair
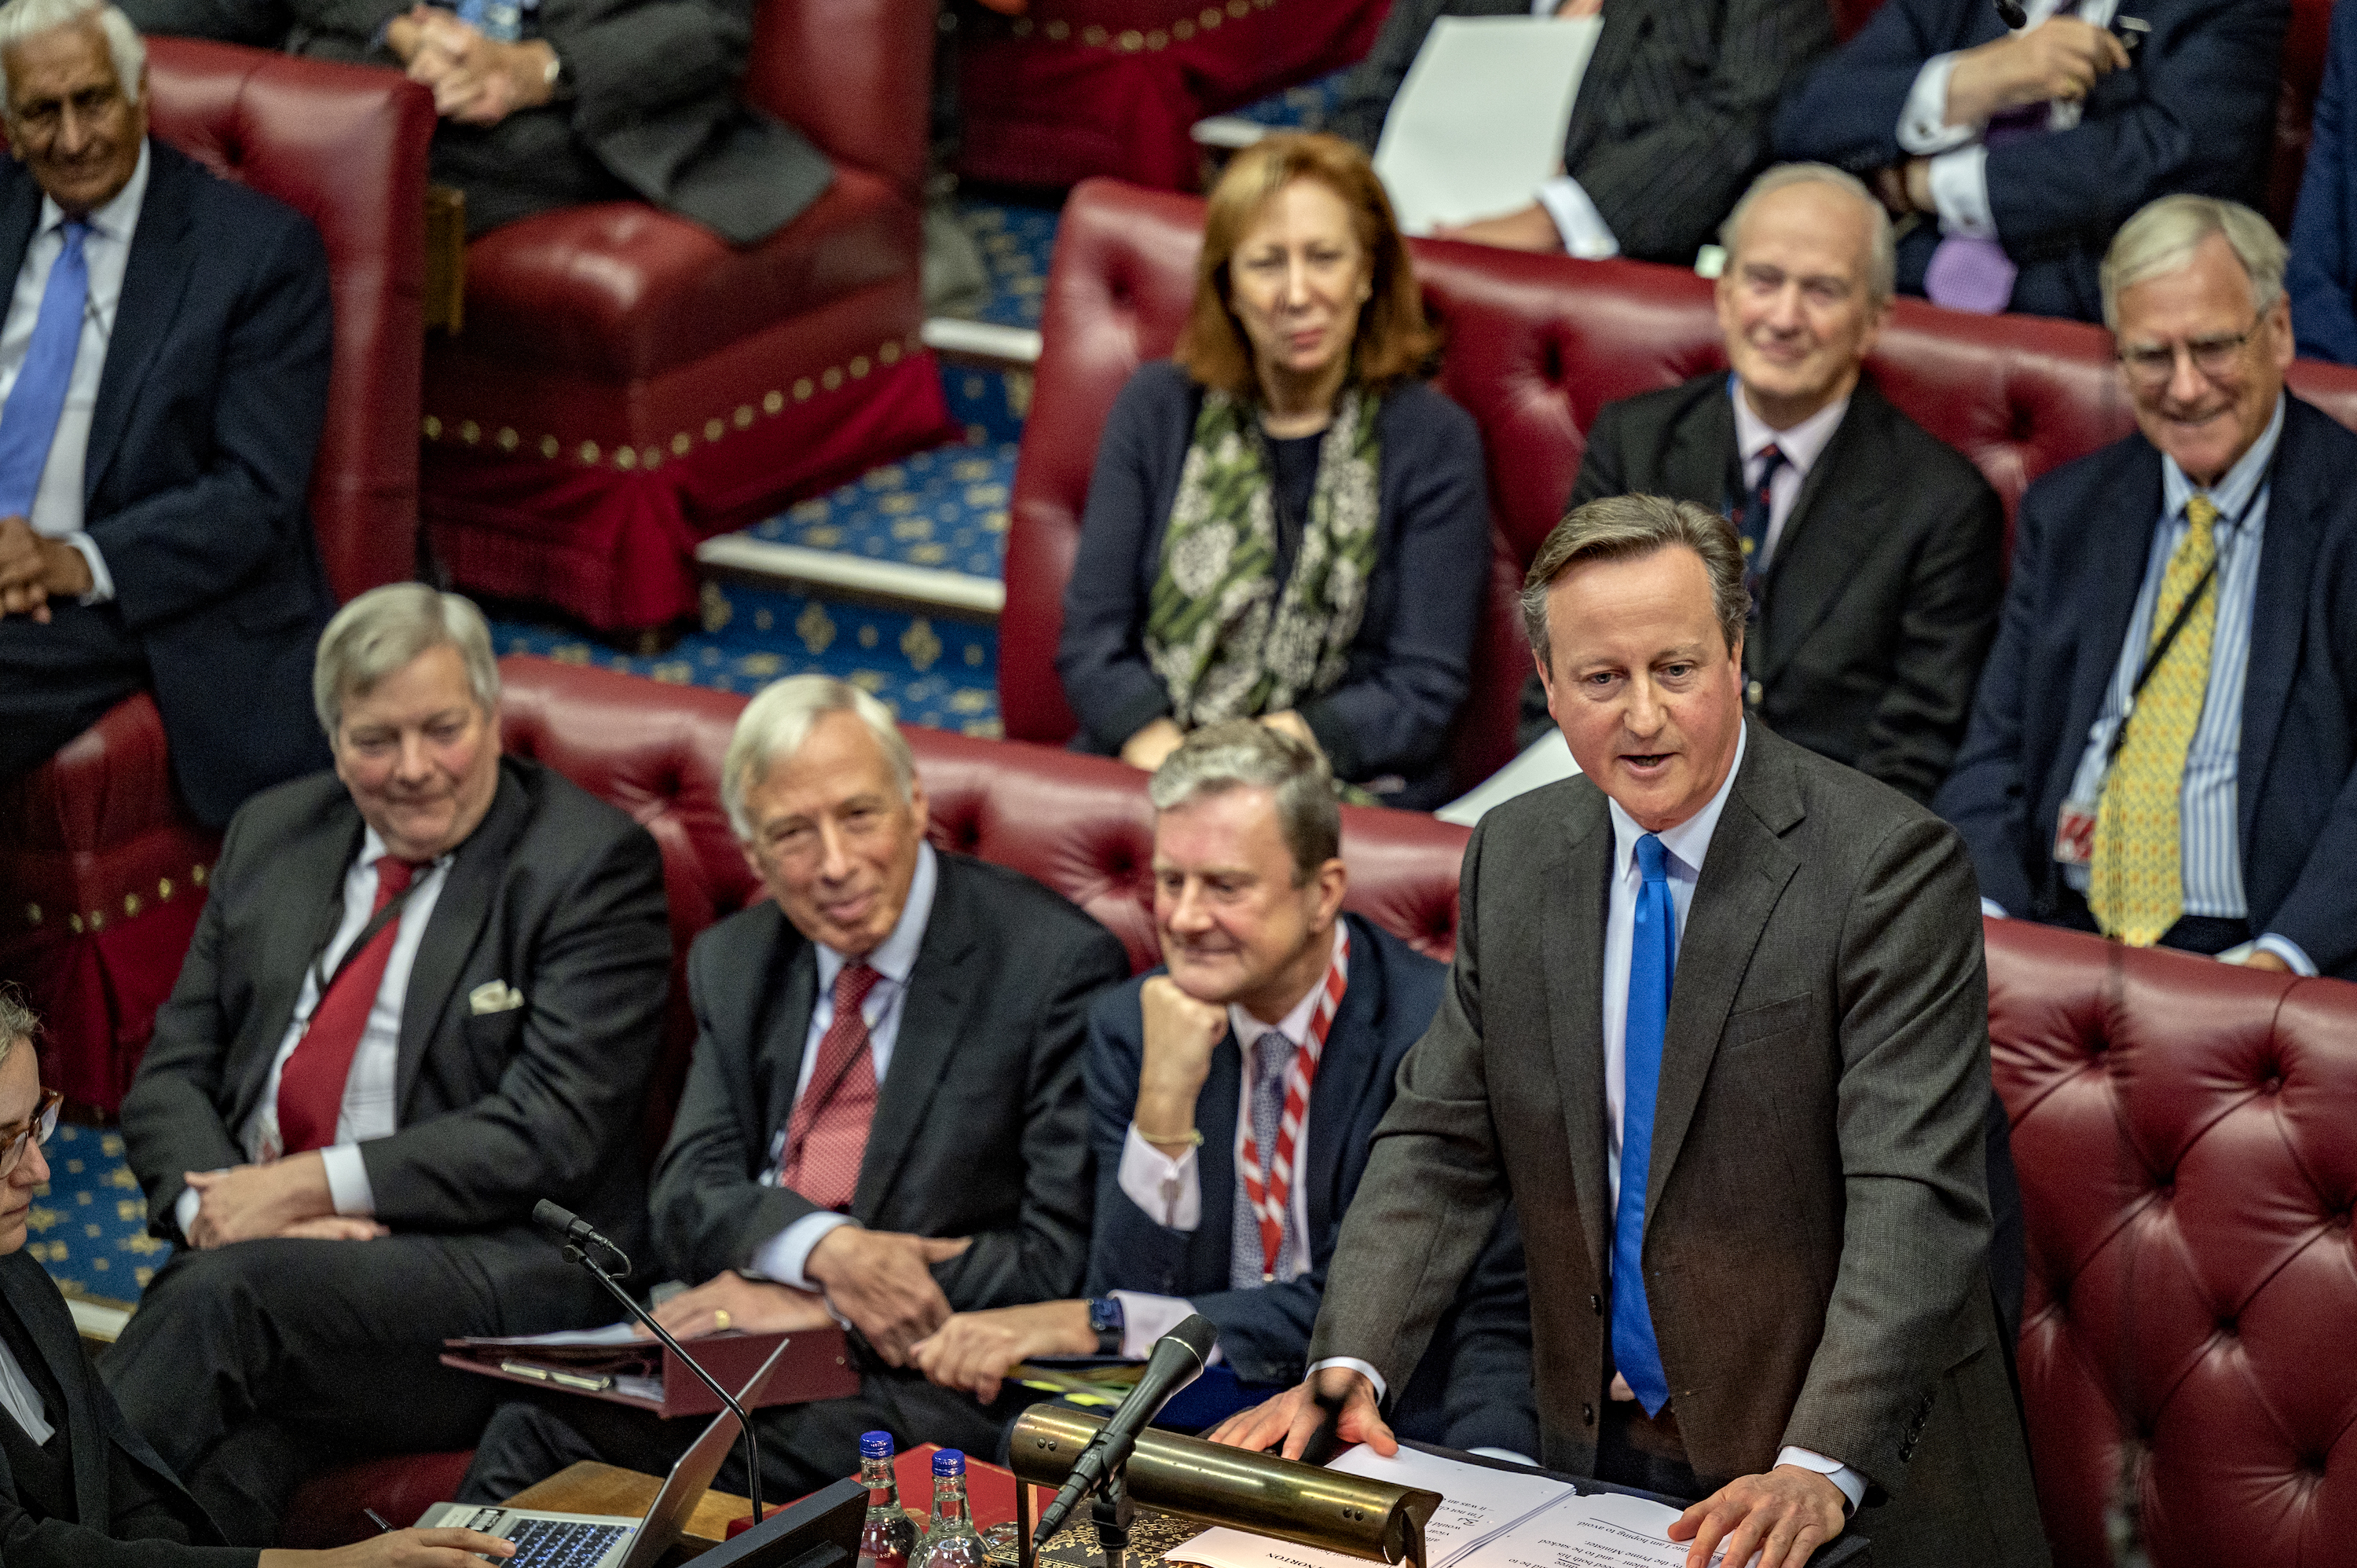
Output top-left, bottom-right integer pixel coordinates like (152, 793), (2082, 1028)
(1985, 918), (2357, 1568)
(0, 40), (432, 1115)
(955, 0), (1390, 192)
(417, 0), (955, 632)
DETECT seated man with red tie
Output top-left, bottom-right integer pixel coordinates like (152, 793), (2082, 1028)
(456, 675), (1134, 1503)
(105, 583), (673, 1545)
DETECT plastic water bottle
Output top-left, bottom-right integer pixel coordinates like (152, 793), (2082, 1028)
(856, 1432), (917, 1568)
(914, 1449), (988, 1568)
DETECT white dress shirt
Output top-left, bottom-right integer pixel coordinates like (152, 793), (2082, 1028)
(750, 842), (941, 1290)
(172, 826), (452, 1239)
(0, 141), (150, 603)
(1894, 0), (2116, 242)
(1729, 381), (1850, 575)
(1529, 0), (1622, 259)
(0, 1337), (50, 1445)
(1109, 923), (1343, 1357)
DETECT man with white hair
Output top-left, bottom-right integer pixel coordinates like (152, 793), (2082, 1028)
(456, 674), (1132, 1503)
(0, 0), (335, 827)
(105, 583), (672, 1543)
(1938, 194), (2357, 980)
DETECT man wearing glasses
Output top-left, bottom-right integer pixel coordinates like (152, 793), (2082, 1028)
(1937, 194), (2357, 982)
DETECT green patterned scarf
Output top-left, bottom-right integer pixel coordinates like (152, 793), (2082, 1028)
(1143, 386), (1382, 729)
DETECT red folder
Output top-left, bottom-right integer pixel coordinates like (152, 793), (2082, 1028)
(440, 1324), (858, 1418)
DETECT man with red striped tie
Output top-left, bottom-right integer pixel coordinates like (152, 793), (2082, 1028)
(108, 584), (672, 1545)
(455, 674), (1131, 1505)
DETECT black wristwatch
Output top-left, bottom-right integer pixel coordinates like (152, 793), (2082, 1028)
(1087, 1295), (1124, 1356)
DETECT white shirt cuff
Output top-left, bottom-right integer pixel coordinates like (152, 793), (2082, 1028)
(320, 1145), (375, 1216)
(1120, 1122), (1202, 1232)
(173, 1184), (202, 1241)
(1109, 1290), (1217, 1362)
(1534, 176), (1618, 260)
(1928, 145), (1996, 240)
(1980, 899), (2009, 919)
(64, 531), (112, 605)
(754, 1212), (858, 1291)
(2253, 934), (2319, 976)
(1307, 1355), (1388, 1405)
(1897, 53), (1977, 153)
(1776, 1446), (1866, 1511)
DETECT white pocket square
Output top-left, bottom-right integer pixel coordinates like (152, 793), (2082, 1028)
(470, 980), (526, 1016)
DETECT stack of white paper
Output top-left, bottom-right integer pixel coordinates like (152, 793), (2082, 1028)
(1372, 17), (1603, 236)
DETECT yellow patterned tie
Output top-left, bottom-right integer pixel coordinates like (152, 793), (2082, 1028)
(2090, 494), (2220, 945)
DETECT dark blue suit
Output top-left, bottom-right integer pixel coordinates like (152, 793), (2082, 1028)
(1083, 914), (1538, 1456)
(1774, 0), (2286, 321)
(0, 139), (334, 828)
(2289, 0), (2357, 364)
(1934, 394), (2357, 979)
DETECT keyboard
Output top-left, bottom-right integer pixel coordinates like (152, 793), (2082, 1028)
(490, 1515), (634, 1568)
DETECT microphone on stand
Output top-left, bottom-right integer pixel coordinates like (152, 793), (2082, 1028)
(531, 1200), (765, 1530)
(1031, 1314), (1218, 1548)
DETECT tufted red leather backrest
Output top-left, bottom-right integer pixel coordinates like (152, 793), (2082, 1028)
(742, 0), (929, 197)
(1986, 917), (2357, 1568)
(142, 38), (431, 603)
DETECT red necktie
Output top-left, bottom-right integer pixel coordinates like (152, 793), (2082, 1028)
(276, 855), (419, 1156)
(779, 962), (882, 1210)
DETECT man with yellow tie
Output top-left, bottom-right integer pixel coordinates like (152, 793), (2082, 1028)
(1937, 194), (2357, 981)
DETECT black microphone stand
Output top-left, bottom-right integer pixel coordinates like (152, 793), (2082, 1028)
(554, 1232), (764, 1530)
(1090, 1468), (1133, 1568)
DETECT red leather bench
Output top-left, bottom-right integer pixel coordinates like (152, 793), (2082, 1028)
(1000, 178), (2357, 795)
(418, 0), (955, 632)
(0, 39), (434, 1115)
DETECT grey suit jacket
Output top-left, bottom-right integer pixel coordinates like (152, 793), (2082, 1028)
(1330, 0), (1834, 262)
(1307, 722), (2047, 1565)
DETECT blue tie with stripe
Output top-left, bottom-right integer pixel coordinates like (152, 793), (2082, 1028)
(1611, 832), (1675, 1416)
(0, 221), (89, 518)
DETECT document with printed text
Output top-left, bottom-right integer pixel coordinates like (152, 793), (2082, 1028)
(1372, 16), (1603, 235)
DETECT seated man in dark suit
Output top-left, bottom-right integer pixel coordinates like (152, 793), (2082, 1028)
(910, 723), (1536, 1457)
(1775, 0), (2286, 321)
(1937, 194), (2357, 980)
(1330, 0), (1833, 262)
(1509, 163), (2005, 807)
(121, 0), (828, 240)
(2288, 0), (2357, 362)
(105, 583), (673, 1544)
(0, 993), (519, 1567)
(0, 0), (332, 828)
(457, 674), (1135, 1502)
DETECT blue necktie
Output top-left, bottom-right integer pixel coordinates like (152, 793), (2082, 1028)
(0, 221), (90, 518)
(1735, 444), (1784, 610)
(1611, 833), (1676, 1416)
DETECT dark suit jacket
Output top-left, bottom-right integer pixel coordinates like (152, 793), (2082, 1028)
(121, 0), (831, 243)
(121, 757), (673, 1287)
(1310, 723), (2045, 1563)
(2289, 0), (2357, 364)
(1330, 0), (1834, 263)
(651, 852), (1132, 1313)
(0, 141), (335, 828)
(1774, 0), (2286, 320)
(1934, 394), (2357, 979)
(1527, 372), (2003, 803)
(1080, 914), (1538, 1456)
(0, 1251), (251, 1566)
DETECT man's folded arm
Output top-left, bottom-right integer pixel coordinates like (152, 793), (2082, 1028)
(2251, 755), (2357, 980)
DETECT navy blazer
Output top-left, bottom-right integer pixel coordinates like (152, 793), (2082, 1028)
(0, 140), (335, 827)
(1082, 914), (1538, 1456)
(2289, 0), (2357, 363)
(1934, 394), (2357, 978)
(1774, 0), (2285, 320)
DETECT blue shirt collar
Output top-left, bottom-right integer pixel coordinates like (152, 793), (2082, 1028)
(2161, 392), (2283, 533)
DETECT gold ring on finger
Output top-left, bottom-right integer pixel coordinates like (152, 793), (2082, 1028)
(714, 1309), (732, 1332)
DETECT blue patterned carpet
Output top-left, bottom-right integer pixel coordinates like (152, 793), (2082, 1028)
(745, 441), (1019, 580)
(27, 1123), (168, 1303)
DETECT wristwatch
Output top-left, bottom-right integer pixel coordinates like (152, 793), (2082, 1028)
(1086, 1295), (1124, 1356)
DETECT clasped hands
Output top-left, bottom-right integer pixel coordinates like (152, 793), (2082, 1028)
(386, 4), (557, 126)
(1208, 1369), (1847, 1568)
(181, 1152), (386, 1248)
(1877, 17), (2131, 218)
(0, 515), (91, 621)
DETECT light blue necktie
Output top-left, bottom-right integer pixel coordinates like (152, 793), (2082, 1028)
(1611, 833), (1675, 1416)
(0, 221), (90, 518)
(1230, 1032), (1295, 1288)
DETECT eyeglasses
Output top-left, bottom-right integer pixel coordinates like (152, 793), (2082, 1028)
(2117, 319), (2263, 387)
(0, 1090), (60, 1179)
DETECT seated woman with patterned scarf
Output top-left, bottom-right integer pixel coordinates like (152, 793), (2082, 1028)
(1055, 132), (1490, 811)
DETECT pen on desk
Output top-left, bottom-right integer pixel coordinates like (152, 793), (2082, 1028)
(365, 1508), (395, 1534)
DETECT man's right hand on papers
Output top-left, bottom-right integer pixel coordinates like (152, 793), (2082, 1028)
(1204, 1364), (1395, 1461)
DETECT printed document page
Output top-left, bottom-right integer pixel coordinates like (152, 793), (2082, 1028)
(1373, 16), (1602, 235)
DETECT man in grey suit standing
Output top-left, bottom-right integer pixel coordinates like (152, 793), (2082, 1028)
(1216, 496), (2044, 1568)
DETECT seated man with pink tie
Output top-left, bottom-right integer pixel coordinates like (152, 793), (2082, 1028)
(105, 584), (673, 1546)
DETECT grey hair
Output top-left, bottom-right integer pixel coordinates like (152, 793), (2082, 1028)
(2099, 194), (2286, 331)
(1718, 162), (1896, 307)
(313, 583), (500, 736)
(0, 0), (145, 108)
(0, 987), (35, 1070)
(1521, 494), (1750, 672)
(1147, 719), (1340, 884)
(724, 675), (915, 840)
